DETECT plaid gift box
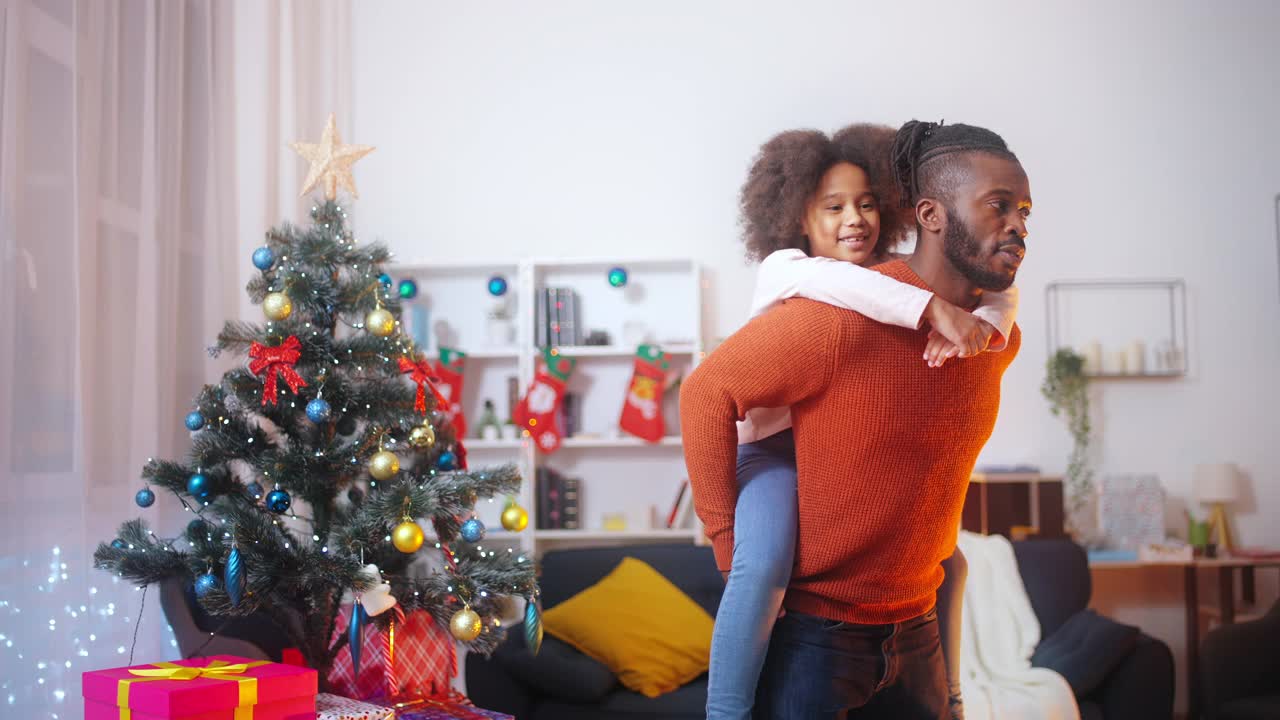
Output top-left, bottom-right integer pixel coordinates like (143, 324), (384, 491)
(315, 692), (395, 720)
(329, 605), (456, 701)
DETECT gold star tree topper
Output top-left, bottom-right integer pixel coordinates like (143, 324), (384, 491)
(290, 113), (375, 200)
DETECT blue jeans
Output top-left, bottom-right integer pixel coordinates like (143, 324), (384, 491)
(755, 609), (949, 720)
(706, 430), (798, 720)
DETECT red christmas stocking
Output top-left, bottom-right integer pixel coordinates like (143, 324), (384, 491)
(432, 348), (468, 438)
(619, 345), (669, 443)
(514, 349), (576, 453)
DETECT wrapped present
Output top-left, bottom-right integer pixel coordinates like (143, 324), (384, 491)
(81, 654), (316, 720)
(329, 605), (456, 700)
(316, 692), (394, 720)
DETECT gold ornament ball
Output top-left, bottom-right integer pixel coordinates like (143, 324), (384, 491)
(263, 292), (293, 321)
(368, 450), (400, 480)
(501, 504), (529, 532)
(408, 424), (436, 449)
(450, 607), (483, 642)
(365, 308), (395, 337)
(392, 519), (425, 553)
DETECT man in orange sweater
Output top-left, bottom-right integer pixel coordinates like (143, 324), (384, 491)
(681, 121), (1031, 719)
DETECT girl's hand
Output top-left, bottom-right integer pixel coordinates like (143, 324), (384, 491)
(924, 331), (961, 368)
(923, 297), (996, 360)
(924, 321), (998, 368)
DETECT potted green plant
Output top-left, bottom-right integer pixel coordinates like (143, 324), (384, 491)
(1041, 348), (1094, 536)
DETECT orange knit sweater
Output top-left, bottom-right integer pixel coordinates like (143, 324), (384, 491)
(680, 260), (1021, 624)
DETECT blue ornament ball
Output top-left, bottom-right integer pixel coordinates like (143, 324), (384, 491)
(135, 488), (155, 508)
(437, 451), (458, 471)
(460, 518), (486, 543)
(378, 273), (393, 288)
(607, 266), (628, 288)
(305, 397), (332, 423)
(184, 411), (205, 431)
(186, 518), (208, 537)
(111, 538), (126, 550)
(487, 275), (508, 297)
(266, 489), (292, 514)
(194, 572), (219, 597)
(252, 246), (275, 271)
(398, 279), (418, 300)
(246, 481), (264, 499)
(186, 473), (210, 499)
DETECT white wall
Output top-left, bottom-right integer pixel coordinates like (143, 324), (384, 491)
(343, 0), (1280, 711)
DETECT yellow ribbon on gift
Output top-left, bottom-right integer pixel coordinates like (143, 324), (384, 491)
(115, 659), (271, 720)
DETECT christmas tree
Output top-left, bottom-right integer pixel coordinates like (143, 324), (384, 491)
(93, 115), (537, 687)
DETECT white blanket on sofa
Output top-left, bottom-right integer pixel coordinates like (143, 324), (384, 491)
(957, 531), (1080, 720)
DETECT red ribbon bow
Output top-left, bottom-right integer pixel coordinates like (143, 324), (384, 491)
(249, 335), (308, 406)
(398, 356), (447, 414)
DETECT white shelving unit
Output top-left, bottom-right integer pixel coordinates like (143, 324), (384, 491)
(389, 257), (705, 557)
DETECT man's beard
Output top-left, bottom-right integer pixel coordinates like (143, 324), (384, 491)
(942, 207), (1016, 292)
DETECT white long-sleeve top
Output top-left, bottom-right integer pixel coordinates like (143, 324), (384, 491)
(735, 249), (1020, 444)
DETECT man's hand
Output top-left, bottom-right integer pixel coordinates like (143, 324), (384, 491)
(923, 297), (995, 366)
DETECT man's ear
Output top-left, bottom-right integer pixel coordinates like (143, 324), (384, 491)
(915, 198), (946, 235)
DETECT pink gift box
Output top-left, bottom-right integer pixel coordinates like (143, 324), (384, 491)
(82, 654), (317, 720)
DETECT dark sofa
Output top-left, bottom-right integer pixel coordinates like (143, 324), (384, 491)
(466, 540), (1175, 720)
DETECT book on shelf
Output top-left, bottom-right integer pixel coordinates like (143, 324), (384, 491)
(562, 476), (580, 530)
(665, 479), (688, 529)
(535, 465), (582, 530)
(535, 289), (549, 348)
(536, 286), (582, 347)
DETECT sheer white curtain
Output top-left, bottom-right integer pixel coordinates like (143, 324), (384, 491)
(0, 0), (238, 715)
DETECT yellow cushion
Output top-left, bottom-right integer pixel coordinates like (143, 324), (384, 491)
(541, 556), (714, 698)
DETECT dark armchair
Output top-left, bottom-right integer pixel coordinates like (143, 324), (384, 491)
(1200, 599), (1280, 720)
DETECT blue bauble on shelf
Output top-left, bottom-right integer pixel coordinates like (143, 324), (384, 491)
(398, 279), (418, 299)
(487, 275), (508, 297)
(305, 397), (332, 423)
(252, 246), (275, 271)
(135, 488), (155, 508)
(184, 411), (205, 431)
(186, 473), (210, 499)
(460, 518), (486, 543)
(246, 481), (264, 499)
(378, 273), (393, 288)
(194, 572), (219, 598)
(608, 266), (628, 288)
(437, 451), (458, 471)
(266, 489), (292, 514)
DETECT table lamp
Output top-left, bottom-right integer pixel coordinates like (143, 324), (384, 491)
(1194, 463), (1241, 553)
